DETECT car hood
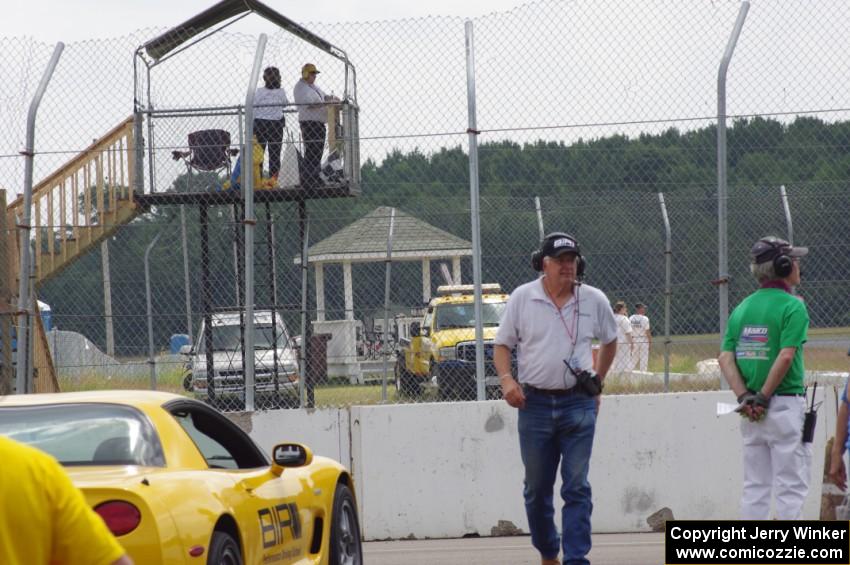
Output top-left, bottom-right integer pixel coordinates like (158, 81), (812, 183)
(194, 348), (298, 371)
(431, 327), (498, 348)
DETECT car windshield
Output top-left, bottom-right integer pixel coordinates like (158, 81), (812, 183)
(0, 403), (165, 467)
(200, 322), (288, 353)
(434, 302), (506, 330)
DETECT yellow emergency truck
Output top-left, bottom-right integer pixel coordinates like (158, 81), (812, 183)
(395, 284), (510, 400)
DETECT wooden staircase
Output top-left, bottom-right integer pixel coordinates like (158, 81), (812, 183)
(2, 116), (142, 393)
(5, 116), (140, 284)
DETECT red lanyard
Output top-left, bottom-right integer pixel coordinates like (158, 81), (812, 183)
(544, 281), (579, 346)
(556, 301), (579, 345)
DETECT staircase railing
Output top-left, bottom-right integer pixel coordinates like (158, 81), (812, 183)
(6, 116), (138, 284)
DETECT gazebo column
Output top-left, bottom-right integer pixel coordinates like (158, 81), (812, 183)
(343, 260), (354, 320)
(315, 263), (325, 321)
(452, 257), (462, 285)
(422, 258), (431, 303)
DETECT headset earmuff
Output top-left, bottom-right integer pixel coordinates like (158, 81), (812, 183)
(758, 238), (793, 278)
(774, 253), (793, 278)
(576, 255), (586, 279)
(531, 250), (544, 272)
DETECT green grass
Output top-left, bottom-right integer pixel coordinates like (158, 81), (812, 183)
(54, 327), (850, 405)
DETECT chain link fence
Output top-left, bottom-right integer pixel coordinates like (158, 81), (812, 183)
(2, 0), (850, 410)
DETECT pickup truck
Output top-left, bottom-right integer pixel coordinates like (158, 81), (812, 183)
(395, 284), (509, 401)
(181, 310), (299, 410)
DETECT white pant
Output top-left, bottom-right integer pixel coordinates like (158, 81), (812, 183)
(611, 344), (631, 373)
(740, 396), (812, 520)
(632, 340), (649, 372)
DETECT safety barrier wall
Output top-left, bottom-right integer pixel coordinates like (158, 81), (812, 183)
(245, 389), (837, 540)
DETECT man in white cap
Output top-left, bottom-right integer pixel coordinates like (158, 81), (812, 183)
(718, 235), (811, 520)
(494, 232), (618, 565)
(293, 63), (338, 189)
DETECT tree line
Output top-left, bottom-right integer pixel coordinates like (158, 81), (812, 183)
(39, 116), (850, 355)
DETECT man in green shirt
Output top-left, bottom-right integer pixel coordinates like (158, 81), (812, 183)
(718, 236), (810, 520)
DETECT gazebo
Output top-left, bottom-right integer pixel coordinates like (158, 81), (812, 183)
(301, 206), (473, 321)
(295, 206), (472, 379)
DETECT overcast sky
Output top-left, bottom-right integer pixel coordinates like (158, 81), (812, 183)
(1, 0), (528, 42)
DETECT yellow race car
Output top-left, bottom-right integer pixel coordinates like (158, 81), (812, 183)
(0, 390), (362, 565)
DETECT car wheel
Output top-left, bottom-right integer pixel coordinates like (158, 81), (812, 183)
(437, 365), (475, 401)
(278, 389), (300, 409)
(329, 483), (362, 565)
(395, 359), (420, 398)
(207, 530), (242, 565)
(435, 364), (457, 401)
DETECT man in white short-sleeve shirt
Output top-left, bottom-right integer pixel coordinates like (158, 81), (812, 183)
(494, 232), (617, 565)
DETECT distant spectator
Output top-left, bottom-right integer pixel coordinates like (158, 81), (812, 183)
(629, 303), (651, 372)
(293, 63), (339, 189)
(611, 301), (633, 374)
(254, 66), (289, 182)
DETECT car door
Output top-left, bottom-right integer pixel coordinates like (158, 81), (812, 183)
(167, 402), (315, 564)
(413, 310), (434, 374)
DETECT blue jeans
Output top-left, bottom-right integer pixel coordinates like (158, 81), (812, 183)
(518, 390), (597, 565)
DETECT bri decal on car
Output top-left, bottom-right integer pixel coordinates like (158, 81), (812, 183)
(259, 502), (302, 548)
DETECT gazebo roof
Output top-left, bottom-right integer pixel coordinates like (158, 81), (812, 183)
(297, 206), (472, 264)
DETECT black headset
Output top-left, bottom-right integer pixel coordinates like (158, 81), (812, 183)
(756, 238), (794, 278)
(531, 232), (586, 279)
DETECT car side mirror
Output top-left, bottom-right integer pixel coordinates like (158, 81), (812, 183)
(271, 442), (314, 476)
(410, 322), (420, 337)
(179, 344), (193, 355)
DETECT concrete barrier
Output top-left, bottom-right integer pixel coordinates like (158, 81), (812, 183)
(243, 389), (839, 541)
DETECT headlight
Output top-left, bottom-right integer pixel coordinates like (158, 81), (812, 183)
(439, 347), (456, 361)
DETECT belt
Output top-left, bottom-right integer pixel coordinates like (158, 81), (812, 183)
(775, 392), (805, 397)
(522, 384), (583, 397)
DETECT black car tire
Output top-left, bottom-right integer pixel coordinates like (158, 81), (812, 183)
(207, 530), (243, 565)
(278, 389), (301, 409)
(395, 359), (420, 398)
(329, 483), (363, 565)
(438, 365), (476, 402)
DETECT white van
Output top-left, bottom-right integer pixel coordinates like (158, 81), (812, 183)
(182, 310), (299, 409)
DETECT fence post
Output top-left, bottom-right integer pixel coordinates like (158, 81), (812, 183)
(716, 2), (749, 384)
(102, 240), (115, 356)
(780, 185), (794, 244)
(299, 201), (311, 409)
(464, 20), (486, 401)
(16, 42), (64, 395)
(242, 33), (267, 412)
(658, 193), (672, 392)
(181, 205), (193, 343)
(144, 233), (162, 391)
(381, 208), (396, 402)
(534, 196), (545, 240)
(0, 190), (12, 395)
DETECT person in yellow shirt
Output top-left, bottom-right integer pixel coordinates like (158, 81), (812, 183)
(0, 436), (133, 565)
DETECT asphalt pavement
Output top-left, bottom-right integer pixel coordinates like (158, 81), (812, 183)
(363, 532), (664, 565)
